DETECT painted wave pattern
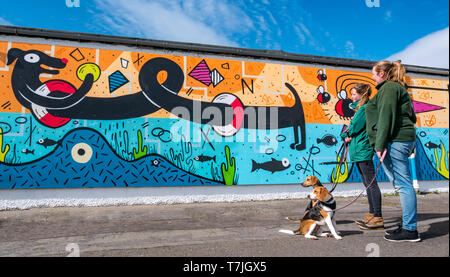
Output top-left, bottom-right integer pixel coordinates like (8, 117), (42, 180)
(0, 128), (221, 189)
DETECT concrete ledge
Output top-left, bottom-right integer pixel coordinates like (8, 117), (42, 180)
(0, 180), (448, 210)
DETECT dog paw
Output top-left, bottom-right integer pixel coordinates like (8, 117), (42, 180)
(305, 235), (318, 240)
(334, 235), (343, 240)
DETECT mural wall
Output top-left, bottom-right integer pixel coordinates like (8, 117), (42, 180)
(0, 38), (448, 189)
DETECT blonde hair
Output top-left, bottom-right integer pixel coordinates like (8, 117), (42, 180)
(351, 83), (372, 112)
(373, 60), (406, 85)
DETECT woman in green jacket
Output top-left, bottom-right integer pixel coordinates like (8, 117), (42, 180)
(366, 60), (420, 242)
(341, 83), (383, 230)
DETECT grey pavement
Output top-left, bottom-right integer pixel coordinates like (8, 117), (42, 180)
(0, 192), (448, 257)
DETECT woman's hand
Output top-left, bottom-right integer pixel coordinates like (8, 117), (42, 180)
(345, 137), (352, 143)
(377, 149), (388, 162)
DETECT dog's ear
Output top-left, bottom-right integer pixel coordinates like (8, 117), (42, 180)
(317, 187), (330, 202)
(316, 179), (323, 187)
(311, 176), (323, 187)
(7, 48), (23, 65)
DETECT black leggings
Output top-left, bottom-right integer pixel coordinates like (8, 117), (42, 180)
(356, 160), (382, 217)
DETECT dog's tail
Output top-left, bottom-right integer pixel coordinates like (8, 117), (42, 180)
(278, 229), (295, 235)
(286, 216), (302, 223)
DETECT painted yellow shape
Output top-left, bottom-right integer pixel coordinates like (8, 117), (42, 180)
(435, 142), (449, 179)
(331, 152), (349, 183)
(76, 63), (101, 82)
(0, 127), (10, 162)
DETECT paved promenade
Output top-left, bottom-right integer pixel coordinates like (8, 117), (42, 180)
(0, 192), (447, 257)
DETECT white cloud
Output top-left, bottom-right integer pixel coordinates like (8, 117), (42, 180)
(0, 16), (12, 26)
(345, 41), (354, 53)
(387, 27), (449, 69)
(92, 0), (254, 47)
(384, 11), (392, 23)
(293, 25), (306, 45)
(293, 22), (325, 53)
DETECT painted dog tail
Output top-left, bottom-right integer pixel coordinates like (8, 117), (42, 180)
(139, 58), (232, 126)
(284, 83), (302, 110)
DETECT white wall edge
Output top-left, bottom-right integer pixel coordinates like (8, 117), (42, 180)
(0, 180), (448, 210)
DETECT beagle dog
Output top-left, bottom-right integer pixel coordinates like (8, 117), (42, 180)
(280, 177), (342, 240)
(300, 175), (322, 188)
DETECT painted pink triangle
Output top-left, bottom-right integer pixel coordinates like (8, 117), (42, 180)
(189, 60), (212, 86)
(412, 100), (446, 113)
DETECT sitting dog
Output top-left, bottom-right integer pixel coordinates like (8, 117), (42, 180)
(300, 175), (322, 188)
(279, 177), (342, 240)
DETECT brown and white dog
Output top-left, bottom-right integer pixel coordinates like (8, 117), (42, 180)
(279, 176), (342, 240)
(300, 175), (322, 188)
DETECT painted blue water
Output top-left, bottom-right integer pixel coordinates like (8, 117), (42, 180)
(0, 127), (222, 189)
(1, 113), (448, 187)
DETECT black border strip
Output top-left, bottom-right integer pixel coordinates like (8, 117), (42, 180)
(1, 25), (448, 77)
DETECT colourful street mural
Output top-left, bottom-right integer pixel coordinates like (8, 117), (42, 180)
(0, 39), (448, 189)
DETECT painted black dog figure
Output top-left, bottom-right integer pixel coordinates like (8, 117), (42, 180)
(7, 48), (306, 149)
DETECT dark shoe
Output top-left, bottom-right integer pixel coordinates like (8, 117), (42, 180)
(384, 228), (421, 242)
(359, 216), (384, 230)
(355, 213), (374, 226)
(385, 224), (402, 235)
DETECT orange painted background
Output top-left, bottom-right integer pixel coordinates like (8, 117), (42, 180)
(0, 39), (448, 189)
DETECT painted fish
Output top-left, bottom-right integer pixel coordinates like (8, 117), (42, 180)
(21, 149), (34, 155)
(37, 138), (61, 148)
(317, 135), (338, 147)
(1, 128), (222, 189)
(194, 155), (216, 162)
(251, 158), (290, 174)
(425, 141), (439, 149)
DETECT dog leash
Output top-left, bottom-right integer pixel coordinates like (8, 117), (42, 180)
(328, 141), (349, 193)
(328, 149), (387, 213)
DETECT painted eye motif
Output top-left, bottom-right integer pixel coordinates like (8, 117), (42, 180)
(317, 85), (324, 94)
(338, 89), (347, 100)
(152, 159), (159, 166)
(24, 53), (40, 63)
(71, 143), (93, 164)
(282, 158), (290, 168)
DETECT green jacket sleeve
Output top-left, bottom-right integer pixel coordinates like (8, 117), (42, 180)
(347, 105), (367, 138)
(365, 99), (377, 147)
(375, 84), (398, 151)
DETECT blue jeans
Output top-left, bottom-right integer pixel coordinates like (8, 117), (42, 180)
(381, 141), (417, 231)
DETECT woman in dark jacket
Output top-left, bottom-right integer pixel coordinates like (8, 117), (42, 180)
(366, 60), (420, 242)
(341, 83), (383, 230)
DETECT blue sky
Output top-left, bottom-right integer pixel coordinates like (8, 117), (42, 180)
(1, 0), (448, 68)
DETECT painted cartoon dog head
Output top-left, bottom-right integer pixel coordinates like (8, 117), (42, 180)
(6, 48), (94, 128)
(7, 48), (68, 83)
